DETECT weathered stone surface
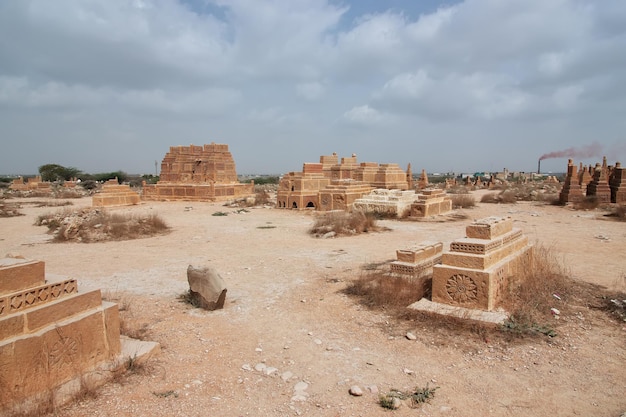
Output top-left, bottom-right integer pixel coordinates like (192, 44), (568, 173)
(0, 258), (150, 413)
(187, 265), (227, 310)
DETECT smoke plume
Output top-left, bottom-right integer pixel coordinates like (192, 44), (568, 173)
(539, 141), (603, 161)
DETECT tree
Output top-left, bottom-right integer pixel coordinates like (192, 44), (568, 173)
(38, 164), (82, 182)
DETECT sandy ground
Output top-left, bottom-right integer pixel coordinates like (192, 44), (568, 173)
(1, 194), (625, 417)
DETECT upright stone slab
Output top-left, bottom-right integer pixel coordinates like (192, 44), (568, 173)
(432, 217), (533, 311)
(0, 258), (122, 412)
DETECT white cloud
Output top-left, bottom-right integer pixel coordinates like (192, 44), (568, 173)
(343, 105), (387, 125)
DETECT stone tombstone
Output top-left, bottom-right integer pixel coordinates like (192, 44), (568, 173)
(187, 265), (227, 310)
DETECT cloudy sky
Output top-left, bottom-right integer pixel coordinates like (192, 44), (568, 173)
(1, 0), (625, 176)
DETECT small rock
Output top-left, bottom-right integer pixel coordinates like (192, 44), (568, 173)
(241, 364), (252, 371)
(264, 367), (278, 376)
(349, 385), (363, 396)
(391, 397), (402, 409)
(254, 363), (267, 372)
(313, 339), (322, 345)
(255, 347), (263, 352)
(403, 368), (414, 375)
(406, 332), (417, 340)
(281, 371), (294, 381)
(291, 394), (307, 402)
(366, 385), (379, 394)
(294, 381), (309, 391)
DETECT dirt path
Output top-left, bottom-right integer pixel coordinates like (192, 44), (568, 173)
(1, 196), (625, 416)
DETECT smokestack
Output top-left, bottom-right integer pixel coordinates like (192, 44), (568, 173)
(537, 159), (540, 174)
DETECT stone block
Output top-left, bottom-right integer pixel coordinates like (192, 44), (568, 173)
(0, 260), (45, 296)
(396, 242), (443, 263)
(24, 290), (103, 333)
(187, 265), (227, 310)
(465, 217), (512, 239)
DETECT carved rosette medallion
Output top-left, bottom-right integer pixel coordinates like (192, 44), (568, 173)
(446, 274), (478, 303)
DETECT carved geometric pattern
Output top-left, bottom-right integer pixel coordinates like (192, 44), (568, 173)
(49, 336), (79, 370)
(0, 279), (77, 317)
(446, 274), (478, 303)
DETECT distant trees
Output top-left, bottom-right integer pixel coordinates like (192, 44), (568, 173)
(38, 164), (128, 184)
(38, 164), (82, 182)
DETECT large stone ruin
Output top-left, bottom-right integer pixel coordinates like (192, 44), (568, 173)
(432, 216), (533, 311)
(142, 143), (254, 202)
(0, 258), (158, 413)
(277, 153), (411, 211)
(92, 178), (140, 207)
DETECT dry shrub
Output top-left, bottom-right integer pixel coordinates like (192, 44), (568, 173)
(36, 209), (169, 242)
(573, 196), (599, 210)
(343, 271), (429, 309)
(499, 244), (569, 335)
(310, 210), (381, 237)
(480, 190), (516, 204)
(450, 194), (475, 208)
(480, 193), (498, 204)
(446, 185), (473, 194)
(0, 202), (23, 217)
(607, 204), (626, 221)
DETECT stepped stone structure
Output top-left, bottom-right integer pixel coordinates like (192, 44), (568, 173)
(0, 258), (130, 412)
(142, 143), (254, 202)
(432, 217), (533, 311)
(559, 159), (584, 204)
(410, 189), (452, 218)
(353, 189), (417, 218)
(586, 157), (612, 203)
(92, 178), (140, 207)
(318, 181), (374, 212)
(277, 153), (410, 211)
(610, 162), (626, 203)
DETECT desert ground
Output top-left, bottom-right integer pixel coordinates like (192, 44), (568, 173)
(1, 192), (625, 417)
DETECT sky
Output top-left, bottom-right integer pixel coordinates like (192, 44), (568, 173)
(1, 0), (625, 176)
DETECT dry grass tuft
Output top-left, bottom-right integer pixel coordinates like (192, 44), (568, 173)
(498, 244), (569, 336)
(343, 270), (429, 310)
(35, 209), (169, 242)
(309, 210), (383, 237)
(0, 202), (23, 217)
(573, 196), (599, 210)
(603, 204), (626, 221)
(450, 194), (475, 209)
